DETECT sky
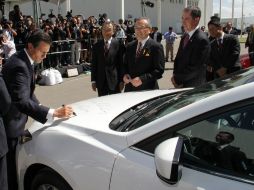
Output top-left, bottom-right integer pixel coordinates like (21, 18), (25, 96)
(213, 0), (254, 18)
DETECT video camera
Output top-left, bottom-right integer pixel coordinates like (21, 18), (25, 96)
(98, 13), (107, 26)
(66, 10), (73, 21)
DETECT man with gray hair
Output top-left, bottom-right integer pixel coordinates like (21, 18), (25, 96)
(123, 17), (165, 91)
(91, 21), (125, 96)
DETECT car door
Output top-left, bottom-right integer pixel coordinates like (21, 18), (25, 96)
(110, 100), (254, 190)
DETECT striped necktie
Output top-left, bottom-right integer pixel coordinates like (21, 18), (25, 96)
(136, 42), (142, 57)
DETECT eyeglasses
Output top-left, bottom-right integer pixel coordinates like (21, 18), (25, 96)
(134, 26), (149, 30)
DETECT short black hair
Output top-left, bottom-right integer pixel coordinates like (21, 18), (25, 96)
(184, 6), (201, 19)
(14, 5), (19, 9)
(26, 30), (52, 48)
(208, 16), (222, 27)
(219, 131), (235, 142)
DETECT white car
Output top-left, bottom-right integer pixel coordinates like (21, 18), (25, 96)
(17, 68), (254, 190)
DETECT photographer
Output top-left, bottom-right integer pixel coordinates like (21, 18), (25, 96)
(0, 33), (16, 61)
(69, 16), (83, 64)
(98, 13), (108, 26)
(2, 20), (17, 43)
(66, 10), (73, 22)
(126, 20), (135, 42)
(9, 5), (23, 29)
(114, 24), (126, 45)
(14, 21), (26, 51)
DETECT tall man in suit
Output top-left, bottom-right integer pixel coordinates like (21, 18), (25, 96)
(0, 73), (11, 190)
(91, 21), (125, 96)
(2, 31), (75, 190)
(123, 17), (165, 92)
(207, 16), (241, 79)
(172, 6), (211, 88)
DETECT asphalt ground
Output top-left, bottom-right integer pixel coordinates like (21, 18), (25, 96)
(27, 37), (248, 127)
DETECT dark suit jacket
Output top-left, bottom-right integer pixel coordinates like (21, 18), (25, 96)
(213, 145), (248, 173)
(245, 32), (254, 53)
(124, 38), (165, 92)
(210, 34), (241, 74)
(150, 32), (162, 43)
(0, 73), (11, 157)
(91, 38), (124, 94)
(174, 29), (211, 87)
(2, 50), (49, 138)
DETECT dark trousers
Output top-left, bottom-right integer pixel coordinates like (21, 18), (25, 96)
(98, 80), (120, 97)
(7, 138), (18, 190)
(0, 155), (8, 190)
(249, 52), (254, 66)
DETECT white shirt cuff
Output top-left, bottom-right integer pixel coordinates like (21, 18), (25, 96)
(46, 108), (55, 122)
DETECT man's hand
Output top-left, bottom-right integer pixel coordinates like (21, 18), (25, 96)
(92, 83), (97, 91)
(171, 76), (183, 88)
(207, 65), (213, 72)
(53, 105), (74, 118)
(123, 74), (131, 84)
(131, 77), (142, 87)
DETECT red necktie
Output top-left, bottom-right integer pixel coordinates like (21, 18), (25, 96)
(183, 33), (190, 48)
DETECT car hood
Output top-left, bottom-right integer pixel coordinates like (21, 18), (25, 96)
(29, 89), (187, 137)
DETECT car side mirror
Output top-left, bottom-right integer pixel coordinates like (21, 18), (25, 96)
(154, 137), (183, 184)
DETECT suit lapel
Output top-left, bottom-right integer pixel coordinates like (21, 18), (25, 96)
(17, 49), (33, 73)
(142, 38), (151, 55)
(135, 38), (151, 59)
(107, 39), (115, 57)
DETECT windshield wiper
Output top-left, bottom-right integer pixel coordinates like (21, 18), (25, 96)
(110, 95), (177, 131)
(109, 98), (165, 131)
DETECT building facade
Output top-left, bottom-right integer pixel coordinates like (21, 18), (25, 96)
(5, 0), (213, 33)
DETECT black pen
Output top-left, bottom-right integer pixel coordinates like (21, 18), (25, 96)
(62, 104), (77, 116)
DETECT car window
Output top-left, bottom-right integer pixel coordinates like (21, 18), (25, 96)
(134, 102), (254, 181)
(177, 104), (254, 181)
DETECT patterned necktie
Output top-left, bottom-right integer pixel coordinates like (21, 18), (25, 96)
(136, 42), (142, 57)
(183, 33), (190, 48)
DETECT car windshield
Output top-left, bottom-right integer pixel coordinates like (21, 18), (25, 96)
(110, 68), (254, 132)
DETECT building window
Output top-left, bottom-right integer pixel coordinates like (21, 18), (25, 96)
(187, 0), (199, 6)
(170, 0), (174, 3)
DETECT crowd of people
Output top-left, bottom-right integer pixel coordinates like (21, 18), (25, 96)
(0, 5), (138, 69)
(0, 4), (254, 190)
